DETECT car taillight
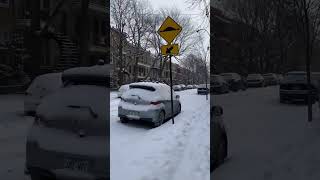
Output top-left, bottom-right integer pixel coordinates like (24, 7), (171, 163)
(150, 101), (161, 105)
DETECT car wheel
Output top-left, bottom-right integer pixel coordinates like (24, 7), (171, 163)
(153, 111), (165, 128)
(120, 117), (129, 123)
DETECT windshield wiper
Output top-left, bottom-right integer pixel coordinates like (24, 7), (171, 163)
(67, 105), (98, 118)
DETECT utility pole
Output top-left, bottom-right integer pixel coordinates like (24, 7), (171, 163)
(169, 55), (174, 124)
(80, 0), (89, 66)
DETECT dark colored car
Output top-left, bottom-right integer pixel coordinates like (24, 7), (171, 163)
(211, 105), (228, 171)
(197, 84), (210, 95)
(263, 73), (278, 86)
(246, 74), (265, 87)
(211, 75), (229, 94)
(280, 71), (320, 104)
(220, 73), (247, 91)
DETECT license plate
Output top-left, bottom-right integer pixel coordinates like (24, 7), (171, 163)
(129, 111), (139, 116)
(64, 158), (89, 172)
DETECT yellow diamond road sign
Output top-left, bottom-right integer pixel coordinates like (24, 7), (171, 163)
(158, 16), (182, 44)
(161, 44), (179, 56)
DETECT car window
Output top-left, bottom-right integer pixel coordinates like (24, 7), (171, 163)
(129, 85), (156, 91)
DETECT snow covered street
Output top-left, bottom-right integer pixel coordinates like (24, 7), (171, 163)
(0, 94), (32, 180)
(110, 89), (210, 180)
(213, 86), (320, 180)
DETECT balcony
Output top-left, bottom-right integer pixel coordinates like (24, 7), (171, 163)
(72, 0), (107, 14)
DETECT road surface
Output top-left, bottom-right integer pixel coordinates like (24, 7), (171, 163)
(212, 86), (320, 180)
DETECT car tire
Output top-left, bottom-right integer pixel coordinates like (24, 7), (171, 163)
(153, 111), (165, 128)
(120, 117), (129, 123)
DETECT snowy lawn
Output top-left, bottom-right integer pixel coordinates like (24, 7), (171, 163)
(111, 89), (210, 180)
(213, 86), (320, 180)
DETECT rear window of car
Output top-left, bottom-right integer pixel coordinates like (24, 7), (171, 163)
(129, 85), (156, 91)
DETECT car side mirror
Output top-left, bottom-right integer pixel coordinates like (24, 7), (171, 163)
(176, 95), (180, 99)
(211, 106), (223, 116)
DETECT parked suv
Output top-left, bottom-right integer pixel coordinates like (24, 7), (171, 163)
(280, 71), (320, 104)
(26, 65), (110, 180)
(211, 105), (228, 171)
(220, 73), (246, 91)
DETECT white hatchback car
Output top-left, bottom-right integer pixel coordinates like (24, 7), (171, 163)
(117, 84), (130, 98)
(24, 73), (62, 115)
(118, 82), (181, 127)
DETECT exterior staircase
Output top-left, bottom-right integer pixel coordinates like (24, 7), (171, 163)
(50, 32), (80, 71)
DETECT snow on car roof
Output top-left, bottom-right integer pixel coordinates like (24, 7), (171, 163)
(129, 82), (169, 89)
(63, 64), (111, 77)
(62, 64), (111, 84)
(27, 73), (62, 93)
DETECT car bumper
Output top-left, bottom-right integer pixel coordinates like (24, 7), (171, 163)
(26, 126), (108, 180)
(198, 90), (209, 94)
(118, 106), (160, 122)
(280, 89), (317, 102)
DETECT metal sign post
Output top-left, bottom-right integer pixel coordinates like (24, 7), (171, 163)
(169, 55), (174, 124)
(158, 16), (182, 125)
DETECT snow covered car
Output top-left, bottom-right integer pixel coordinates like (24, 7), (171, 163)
(263, 73), (278, 86)
(197, 84), (209, 94)
(246, 74), (265, 87)
(211, 75), (229, 94)
(26, 65), (110, 180)
(180, 84), (186, 90)
(186, 85), (193, 89)
(280, 71), (319, 104)
(173, 85), (181, 91)
(211, 106), (228, 171)
(220, 73), (246, 91)
(24, 73), (62, 115)
(117, 84), (130, 98)
(118, 82), (181, 127)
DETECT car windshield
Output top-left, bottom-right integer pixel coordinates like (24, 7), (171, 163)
(129, 85), (156, 91)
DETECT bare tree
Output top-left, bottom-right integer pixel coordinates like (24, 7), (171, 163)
(147, 8), (197, 80)
(110, 0), (132, 86)
(126, 0), (153, 82)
